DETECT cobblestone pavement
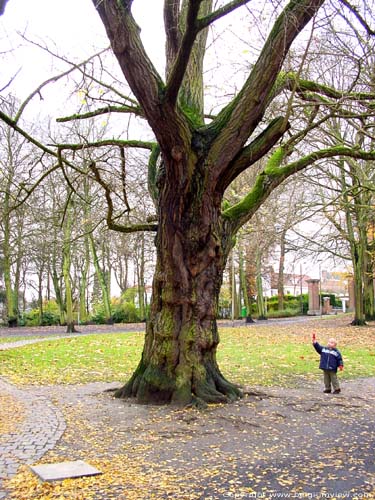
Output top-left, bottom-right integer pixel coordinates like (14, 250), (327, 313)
(0, 378), (66, 499)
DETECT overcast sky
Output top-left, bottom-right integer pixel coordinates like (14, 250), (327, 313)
(1, 0), (165, 92)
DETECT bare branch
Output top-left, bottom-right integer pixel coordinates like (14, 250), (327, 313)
(89, 161), (158, 233)
(54, 139), (156, 151)
(0, 68), (21, 93)
(14, 48), (108, 124)
(92, 0), (165, 120)
(56, 104), (143, 123)
(197, 0), (252, 30)
(339, 0), (375, 35)
(164, 1), (202, 105)
(22, 35), (140, 107)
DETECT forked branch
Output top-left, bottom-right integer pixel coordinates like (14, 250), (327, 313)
(89, 161), (158, 233)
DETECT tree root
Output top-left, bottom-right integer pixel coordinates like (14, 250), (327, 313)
(114, 361), (242, 406)
(350, 319), (367, 326)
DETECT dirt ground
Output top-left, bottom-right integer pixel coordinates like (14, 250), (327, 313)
(3, 376), (374, 499)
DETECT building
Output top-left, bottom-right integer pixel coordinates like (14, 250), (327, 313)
(269, 270), (311, 297)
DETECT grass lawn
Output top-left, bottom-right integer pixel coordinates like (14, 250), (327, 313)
(0, 321), (374, 387)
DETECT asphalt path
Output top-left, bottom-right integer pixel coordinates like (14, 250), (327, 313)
(0, 314), (334, 340)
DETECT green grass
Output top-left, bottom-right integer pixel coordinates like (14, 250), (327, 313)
(0, 324), (374, 388)
(0, 333), (144, 385)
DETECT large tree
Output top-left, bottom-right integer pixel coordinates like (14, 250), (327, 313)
(1, 0), (375, 405)
(85, 0), (374, 405)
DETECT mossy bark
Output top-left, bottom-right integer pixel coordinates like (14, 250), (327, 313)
(115, 158), (242, 405)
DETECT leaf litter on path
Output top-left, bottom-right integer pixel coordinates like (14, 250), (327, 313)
(4, 377), (375, 499)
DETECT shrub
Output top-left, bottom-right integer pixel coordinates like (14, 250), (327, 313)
(266, 308), (300, 318)
(24, 302), (61, 326)
(112, 302), (140, 323)
(90, 304), (108, 324)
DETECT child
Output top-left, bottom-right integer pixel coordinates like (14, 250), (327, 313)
(312, 333), (344, 394)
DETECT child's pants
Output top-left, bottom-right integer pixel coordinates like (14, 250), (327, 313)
(323, 370), (340, 391)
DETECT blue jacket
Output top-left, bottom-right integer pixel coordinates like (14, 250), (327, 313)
(313, 342), (343, 372)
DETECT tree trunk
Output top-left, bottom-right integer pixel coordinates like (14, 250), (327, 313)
(79, 235), (90, 324)
(115, 182), (242, 405)
(277, 230), (286, 311)
(239, 245), (252, 322)
(229, 251), (239, 320)
(63, 199), (78, 333)
(364, 258), (375, 321)
(340, 165), (366, 325)
(3, 189), (16, 326)
(351, 263), (366, 326)
(136, 234), (146, 320)
(89, 232), (112, 323)
(256, 250), (267, 320)
(38, 266), (44, 325)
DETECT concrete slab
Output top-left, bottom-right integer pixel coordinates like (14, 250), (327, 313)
(29, 460), (102, 482)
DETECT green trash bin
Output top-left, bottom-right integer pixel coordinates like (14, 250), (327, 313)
(241, 307), (247, 318)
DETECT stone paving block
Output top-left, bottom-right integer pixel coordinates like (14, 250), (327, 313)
(30, 460), (102, 482)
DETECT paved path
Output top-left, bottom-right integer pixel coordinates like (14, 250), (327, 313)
(0, 335), (80, 351)
(0, 378), (66, 499)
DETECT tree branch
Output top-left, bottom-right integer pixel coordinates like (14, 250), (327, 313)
(197, 0), (252, 30)
(0, 110), (60, 158)
(54, 139), (156, 151)
(89, 161), (158, 234)
(164, 0), (202, 105)
(56, 104), (143, 123)
(206, 0), (325, 178)
(223, 145), (375, 234)
(215, 116), (290, 192)
(13, 48), (108, 124)
(22, 35), (138, 107)
(278, 72), (375, 103)
(339, 0), (375, 35)
(92, 0), (165, 122)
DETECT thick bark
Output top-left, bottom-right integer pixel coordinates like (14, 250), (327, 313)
(364, 266), (375, 321)
(115, 159), (242, 405)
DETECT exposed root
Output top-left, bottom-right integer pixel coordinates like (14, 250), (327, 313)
(350, 319), (367, 326)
